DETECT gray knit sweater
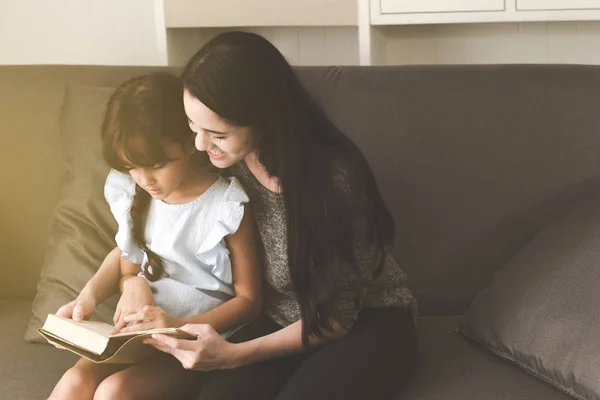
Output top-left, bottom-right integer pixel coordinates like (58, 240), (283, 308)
(229, 161), (417, 330)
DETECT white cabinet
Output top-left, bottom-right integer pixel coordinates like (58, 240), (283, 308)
(380, 0), (504, 14)
(370, 0), (600, 24)
(517, 0), (600, 11)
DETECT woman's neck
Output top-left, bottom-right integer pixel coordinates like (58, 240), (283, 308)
(244, 151), (281, 194)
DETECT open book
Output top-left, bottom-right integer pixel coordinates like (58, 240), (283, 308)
(37, 314), (196, 364)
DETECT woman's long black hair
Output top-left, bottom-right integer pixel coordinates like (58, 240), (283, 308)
(182, 32), (395, 345)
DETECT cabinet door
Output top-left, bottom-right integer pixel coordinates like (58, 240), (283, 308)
(380, 0), (505, 14)
(517, 0), (600, 10)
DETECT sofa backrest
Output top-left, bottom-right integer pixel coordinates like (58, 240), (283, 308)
(3, 65), (600, 315)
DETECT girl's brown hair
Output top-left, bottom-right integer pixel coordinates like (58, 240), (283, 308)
(101, 72), (199, 281)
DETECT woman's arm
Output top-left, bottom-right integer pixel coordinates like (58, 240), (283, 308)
(232, 318), (347, 367)
(145, 318), (346, 371)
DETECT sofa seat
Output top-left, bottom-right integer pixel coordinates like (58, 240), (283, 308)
(1, 299), (77, 400)
(1, 300), (570, 400)
(397, 316), (570, 400)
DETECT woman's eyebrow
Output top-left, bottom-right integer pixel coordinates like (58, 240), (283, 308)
(204, 127), (228, 135)
(188, 117), (228, 135)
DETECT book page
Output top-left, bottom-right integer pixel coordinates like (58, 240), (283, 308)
(42, 315), (115, 355)
(45, 315), (114, 337)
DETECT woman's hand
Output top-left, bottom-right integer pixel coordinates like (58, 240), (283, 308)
(111, 276), (155, 334)
(143, 324), (240, 371)
(56, 292), (96, 322)
(117, 305), (181, 333)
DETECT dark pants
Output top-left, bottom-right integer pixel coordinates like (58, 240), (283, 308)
(197, 307), (417, 400)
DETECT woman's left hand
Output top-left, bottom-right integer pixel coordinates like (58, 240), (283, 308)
(143, 324), (240, 371)
(118, 305), (181, 333)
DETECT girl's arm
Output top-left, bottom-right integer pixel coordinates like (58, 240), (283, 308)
(79, 246), (122, 302)
(111, 256), (156, 333)
(179, 204), (263, 333)
(118, 257), (145, 293)
(123, 205), (263, 334)
(56, 247), (122, 320)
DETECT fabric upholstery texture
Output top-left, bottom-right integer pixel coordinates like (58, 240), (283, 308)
(463, 190), (600, 399)
(24, 85), (119, 341)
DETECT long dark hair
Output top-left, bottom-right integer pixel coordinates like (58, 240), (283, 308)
(182, 32), (395, 345)
(101, 72), (199, 281)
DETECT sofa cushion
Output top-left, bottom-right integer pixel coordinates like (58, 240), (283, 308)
(25, 84), (119, 342)
(397, 316), (570, 400)
(1, 299), (78, 399)
(462, 190), (600, 400)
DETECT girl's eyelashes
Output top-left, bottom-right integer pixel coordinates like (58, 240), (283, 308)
(121, 162), (167, 172)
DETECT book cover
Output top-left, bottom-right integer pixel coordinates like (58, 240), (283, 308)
(37, 314), (196, 364)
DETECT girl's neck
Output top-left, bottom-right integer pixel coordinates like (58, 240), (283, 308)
(244, 151), (281, 194)
(165, 163), (216, 204)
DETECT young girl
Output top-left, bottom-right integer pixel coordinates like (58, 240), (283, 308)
(49, 72), (263, 400)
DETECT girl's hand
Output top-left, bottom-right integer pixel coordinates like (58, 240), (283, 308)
(56, 292), (96, 322)
(118, 305), (181, 333)
(111, 277), (155, 334)
(144, 324), (240, 371)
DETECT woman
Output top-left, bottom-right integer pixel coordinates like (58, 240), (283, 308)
(145, 31), (418, 400)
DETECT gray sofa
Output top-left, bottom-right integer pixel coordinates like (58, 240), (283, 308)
(3, 63), (598, 400)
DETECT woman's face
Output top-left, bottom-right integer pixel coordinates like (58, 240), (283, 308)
(183, 88), (256, 169)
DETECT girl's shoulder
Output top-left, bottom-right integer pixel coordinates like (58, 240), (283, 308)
(187, 175), (249, 218)
(104, 169), (136, 206)
(196, 176), (250, 255)
(213, 175), (249, 205)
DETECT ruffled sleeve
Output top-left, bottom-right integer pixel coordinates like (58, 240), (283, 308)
(198, 177), (250, 254)
(104, 169), (145, 264)
(196, 177), (250, 283)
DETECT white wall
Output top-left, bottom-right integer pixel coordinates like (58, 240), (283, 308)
(168, 21), (600, 67)
(0, 0), (167, 65)
(166, 27), (359, 66)
(381, 21), (600, 65)
(3, 1), (600, 67)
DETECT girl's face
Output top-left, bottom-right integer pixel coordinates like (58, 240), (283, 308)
(125, 142), (197, 204)
(183, 88), (256, 169)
